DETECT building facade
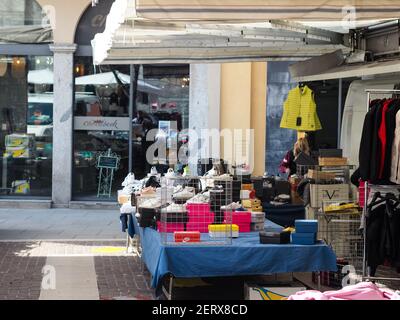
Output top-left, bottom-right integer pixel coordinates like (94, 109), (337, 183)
(0, 0), (267, 207)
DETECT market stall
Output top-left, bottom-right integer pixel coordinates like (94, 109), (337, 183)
(129, 214), (336, 297)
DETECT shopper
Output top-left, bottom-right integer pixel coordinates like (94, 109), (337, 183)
(279, 137), (311, 178)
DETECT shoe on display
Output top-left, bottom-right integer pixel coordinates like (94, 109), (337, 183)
(161, 203), (187, 213)
(277, 194), (290, 200)
(186, 193), (209, 204)
(204, 167), (218, 177)
(215, 174), (232, 180)
(122, 173), (136, 187)
(221, 202), (241, 210)
(173, 187), (195, 200)
(140, 198), (162, 208)
(165, 168), (176, 178)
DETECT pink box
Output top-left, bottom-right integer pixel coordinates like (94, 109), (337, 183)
(186, 203), (211, 213)
(223, 220), (251, 233)
(224, 211), (251, 224)
(157, 221), (185, 233)
(237, 223), (251, 232)
(188, 216), (215, 223)
(186, 222), (210, 233)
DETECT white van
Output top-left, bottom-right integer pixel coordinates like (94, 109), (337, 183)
(27, 93), (100, 137)
(340, 77), (400, 167)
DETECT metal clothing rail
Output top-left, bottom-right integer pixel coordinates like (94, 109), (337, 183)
(362, 89), (400, 283)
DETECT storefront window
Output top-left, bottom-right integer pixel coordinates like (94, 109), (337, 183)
(0, 55), (53, 197)
(0, 0), (52, 44)
(72, 57), (189, 201)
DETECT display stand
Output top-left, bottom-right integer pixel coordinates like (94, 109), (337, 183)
(96, 148), (120, 197)
(362, 89), (400, 284)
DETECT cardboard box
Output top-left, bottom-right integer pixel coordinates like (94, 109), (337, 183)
(310, 184), (349, 208)
(307, 169), (336, 181)
(318, 157), (348, 166)
(244, 282), (306, 300)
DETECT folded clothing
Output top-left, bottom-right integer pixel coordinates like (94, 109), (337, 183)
(288, 282), (397, 300)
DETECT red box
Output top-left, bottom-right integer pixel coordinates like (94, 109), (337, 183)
(186, 203), (211, 212)
(174, 231), (201, 243)
(188, 212), (214, 222)
(224, 211), (251, 223)
(188, 217), (215, 224)
(186, 222), (210, 233)
(157, 221), (185, 233)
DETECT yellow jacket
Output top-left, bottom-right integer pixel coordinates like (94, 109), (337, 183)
(280, 85), (322, 131)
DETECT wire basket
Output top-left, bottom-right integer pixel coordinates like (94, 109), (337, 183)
(158, 176), (238, 245)
(318, 201), (364, 275)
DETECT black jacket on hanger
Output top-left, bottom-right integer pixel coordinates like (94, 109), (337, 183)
(370, 101), (384, 182)
(359, 100), (381, 181)
(366, 203), (387, 276)
(367, 197), (400, 275)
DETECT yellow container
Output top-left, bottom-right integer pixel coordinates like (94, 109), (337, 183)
(208, 224), (239, 232)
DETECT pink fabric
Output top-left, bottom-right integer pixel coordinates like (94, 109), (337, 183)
(288, 282), (396, 300)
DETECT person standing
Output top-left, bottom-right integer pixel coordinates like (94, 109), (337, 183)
(279, 137), (311, 178)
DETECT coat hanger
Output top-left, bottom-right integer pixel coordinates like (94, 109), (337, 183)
(367, 191), (385, 209)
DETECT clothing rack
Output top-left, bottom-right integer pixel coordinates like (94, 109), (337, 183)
(362, 89), (400, 283)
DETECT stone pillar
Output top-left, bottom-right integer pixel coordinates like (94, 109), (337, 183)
(49, 43), (76, 206)
(188, 64), (221, 174)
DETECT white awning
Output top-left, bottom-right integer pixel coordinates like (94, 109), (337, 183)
(292, 59), (400, 82)
(94, 0), (400, 64)
(134, 0), (400, 21)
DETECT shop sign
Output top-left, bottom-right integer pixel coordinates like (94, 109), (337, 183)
(97, 156), (119, 169)
(74, 117), (130, 131)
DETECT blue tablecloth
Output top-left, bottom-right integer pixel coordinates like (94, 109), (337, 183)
(132, 217), (337, 289)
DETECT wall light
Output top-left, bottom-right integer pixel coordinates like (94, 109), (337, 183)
(0, 56), (7, 77)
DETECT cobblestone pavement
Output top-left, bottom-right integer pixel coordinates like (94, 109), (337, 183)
(0, 241), (155, 300)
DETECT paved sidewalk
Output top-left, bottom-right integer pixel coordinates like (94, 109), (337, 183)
(0, 208), (155, 300)
(0, 241), (154, 300)
(0, 208), (124, 240)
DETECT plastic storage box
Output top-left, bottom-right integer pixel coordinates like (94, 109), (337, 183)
(291, 232), (317, 245)
(294, 220), (318, 233)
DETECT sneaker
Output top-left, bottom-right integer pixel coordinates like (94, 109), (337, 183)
(161, 203), (187, 213)
(215, 174), (232, 180)
(186, 193), (209, 204)
(165, 168), (176, 178)
(173, 187), (195, 200)
(221, 202), (241, 210)
(204, 168), (218, 177)
(140, 198), (162, 208)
